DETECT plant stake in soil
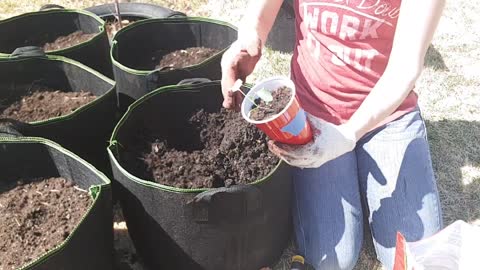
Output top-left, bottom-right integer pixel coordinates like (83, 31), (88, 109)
(105, 0), (130, 39)
(114, 0), (123, 28)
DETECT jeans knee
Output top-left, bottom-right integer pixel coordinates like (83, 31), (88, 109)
(308, 247), (361, 270)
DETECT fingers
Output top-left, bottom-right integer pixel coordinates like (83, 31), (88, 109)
(230, 79), (244, 111)
(233, 91), (243, 111)
(268, 140), (320, 168)
(267, 140), (298, 160)
(220, 38), (261, 110)
(222, 89), (234, 109)
(221, 58), (238, 109)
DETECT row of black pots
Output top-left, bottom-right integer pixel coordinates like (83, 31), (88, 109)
(0, 3), (293, 270)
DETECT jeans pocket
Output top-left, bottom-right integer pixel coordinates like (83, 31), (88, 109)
(373, 110), (427, 141)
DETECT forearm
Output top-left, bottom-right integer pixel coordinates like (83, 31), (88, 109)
(345, 0), (445, 140)
(346, 70), (420, 140)
(238, 0), (283, 46)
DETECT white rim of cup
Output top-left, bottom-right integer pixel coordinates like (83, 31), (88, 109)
(241, 76), (296, 125)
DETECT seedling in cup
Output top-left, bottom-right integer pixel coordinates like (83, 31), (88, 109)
(240, 76), (313, 145)
(231, 79), (272, 111)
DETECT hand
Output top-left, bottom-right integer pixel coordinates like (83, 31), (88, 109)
(221, 31), (262, 110)
(268, 114), (358, 168)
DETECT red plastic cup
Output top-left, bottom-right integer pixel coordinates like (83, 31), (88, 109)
(241, 76), (313, 145)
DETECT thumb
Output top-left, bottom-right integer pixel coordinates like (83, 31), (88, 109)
(222, 90), (234, 109)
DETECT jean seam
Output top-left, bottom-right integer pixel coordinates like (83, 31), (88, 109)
(294, 180), (308, 259)
(426, 148), (443, 231)
(422, 118), (443, 230)
(432, 189), (443, 231)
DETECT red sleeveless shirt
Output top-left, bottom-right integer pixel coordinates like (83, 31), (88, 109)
(291, 0), (418, 125)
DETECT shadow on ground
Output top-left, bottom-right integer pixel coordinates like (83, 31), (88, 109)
(425, 44), (449, 71)
(427, 120), (480, 224)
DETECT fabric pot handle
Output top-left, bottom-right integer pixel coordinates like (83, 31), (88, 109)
(11, 46), (47, 58)
(188, 184), (263, 225)
(177, 78), (212, 86)
(0, 119), (27, 137)
(146, 68), (194, 90)
(39, 4), (65, 11)
(167, 13), (187, 18)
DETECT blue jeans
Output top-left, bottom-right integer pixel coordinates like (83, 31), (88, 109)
(292, 108), (443, 270)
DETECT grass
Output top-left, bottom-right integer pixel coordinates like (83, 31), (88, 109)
(1, 0), (478, 269)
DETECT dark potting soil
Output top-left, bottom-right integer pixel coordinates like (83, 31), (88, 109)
(0, 177), (91, 270)
(42, 31), (97, 51)
(124, 109), (279, 189)
(0, 87), (97, 122)
(249, 86), (293, 121)
(155, 47), (220, 70)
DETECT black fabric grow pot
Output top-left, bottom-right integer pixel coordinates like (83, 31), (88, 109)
(0, 8), (112, 77)
(110, 17), (237, 110)
(0, 137), (112, 270)
(0, 50), (116, 176)
(85, 2), (185, 21)
(108, 81), (292, 270)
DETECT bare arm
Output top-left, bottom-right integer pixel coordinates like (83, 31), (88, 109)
(238, 0), (284, 47)
(221, 0), (283, 109)
(345, 0), (446, 140)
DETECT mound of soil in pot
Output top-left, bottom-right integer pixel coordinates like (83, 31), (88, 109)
(42, 31), (97, 51)
(249, 86), (293, 121)
(0, 177), (91, 270)
(0, 86), (97, 122)
(123, 109), (279, 189)
(155, 47), (220, 70)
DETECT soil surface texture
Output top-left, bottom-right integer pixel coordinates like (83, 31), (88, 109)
(0, 86), (96, 122)
(155, 47), (220, 70)
(0, 177), (91, 270)
(42, 31), (97, 51)
(106, 19), (136, 40)
(249, 86), (293, 121)
(124, 109), (279, 189)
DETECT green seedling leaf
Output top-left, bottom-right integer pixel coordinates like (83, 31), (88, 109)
(256, 88), (273, 103)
